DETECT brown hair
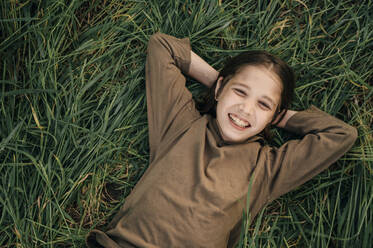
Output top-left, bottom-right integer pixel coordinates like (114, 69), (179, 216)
(197, 50), (295, 141)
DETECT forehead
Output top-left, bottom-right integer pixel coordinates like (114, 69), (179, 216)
(228, 65), (282, 102)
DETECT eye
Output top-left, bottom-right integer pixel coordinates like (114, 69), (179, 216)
(233, 88), (246, 96)
(259, 101), (271, 110)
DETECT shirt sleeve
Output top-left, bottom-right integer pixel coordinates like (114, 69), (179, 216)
(146, 33), (200, 161)
(262, 105), (358, 202)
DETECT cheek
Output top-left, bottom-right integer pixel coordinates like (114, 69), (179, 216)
(258, 112), (275, 126)
(217, 94), (233, 112)
(221, 92), (241, 108)
(215, 102), (225, 120)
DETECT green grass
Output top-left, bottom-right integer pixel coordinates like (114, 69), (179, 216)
(1, 0), (372, 247)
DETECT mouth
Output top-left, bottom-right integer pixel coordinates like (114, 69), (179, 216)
(228, 113), (251, 129)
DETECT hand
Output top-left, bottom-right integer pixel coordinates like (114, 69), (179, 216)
(273, 109), (298, 128)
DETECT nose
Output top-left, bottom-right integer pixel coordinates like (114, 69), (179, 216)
(239, 99), (254, 116)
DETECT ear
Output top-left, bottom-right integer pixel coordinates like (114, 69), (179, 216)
(215, 76), (224, 101)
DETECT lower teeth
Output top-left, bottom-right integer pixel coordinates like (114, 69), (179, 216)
(230, 115), (247, 128)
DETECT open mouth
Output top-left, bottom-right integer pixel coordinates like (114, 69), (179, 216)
(228, 113), (251, 129)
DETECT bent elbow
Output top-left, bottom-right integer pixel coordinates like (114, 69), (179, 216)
(149, 32), (162, 43)
(147, 33), (165, 51)
(347, 125), (358, 145)
(338, 125), (358, 149)
(330, 124), (358, 153)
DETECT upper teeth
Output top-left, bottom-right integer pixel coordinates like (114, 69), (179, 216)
(229, 114), (249, 127)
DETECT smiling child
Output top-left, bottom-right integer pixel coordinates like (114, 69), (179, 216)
(86, 33), (357, 248)
(215, 65), (289, 142)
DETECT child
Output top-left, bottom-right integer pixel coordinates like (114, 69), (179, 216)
(86, 33), (357, 248)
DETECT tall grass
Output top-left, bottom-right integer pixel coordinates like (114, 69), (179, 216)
(1, 0), (372, 247)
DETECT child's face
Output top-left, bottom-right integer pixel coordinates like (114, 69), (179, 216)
(215, 65), (282, 143)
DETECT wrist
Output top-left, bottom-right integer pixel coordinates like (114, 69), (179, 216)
(275, 110), (298, 128)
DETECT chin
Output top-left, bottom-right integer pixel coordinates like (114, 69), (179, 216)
(222, 131), (251, 143)
(217, 117), (258, 143)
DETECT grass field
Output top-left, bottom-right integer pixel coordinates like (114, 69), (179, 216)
(1, 0), (372, 247)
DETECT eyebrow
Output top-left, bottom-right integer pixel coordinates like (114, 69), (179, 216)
(231, 82), (276, 107)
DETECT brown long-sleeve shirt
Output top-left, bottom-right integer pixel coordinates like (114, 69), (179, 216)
(86, 33), (357, 248)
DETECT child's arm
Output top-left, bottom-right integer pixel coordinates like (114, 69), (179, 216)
(188, 51), (219, 88)
(260, 106), (358, 202)
(146, 33), (201, 160)
(273, 109), (298, 128)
